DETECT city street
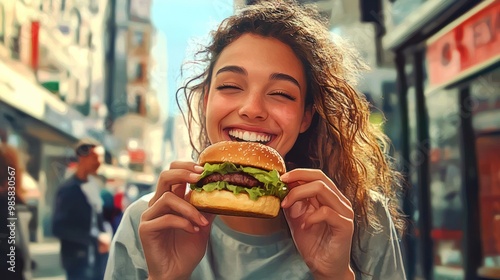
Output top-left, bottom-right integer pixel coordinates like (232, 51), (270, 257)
(30, 240), (65, 280)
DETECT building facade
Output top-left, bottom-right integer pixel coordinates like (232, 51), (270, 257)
(107, 0), (161, 175)
(373, 0), (500, 279)
(0, 0), (113, 241)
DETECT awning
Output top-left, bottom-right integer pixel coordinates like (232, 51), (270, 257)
(0, 59), (87, 141)
(382, 0), (465, 50)
(0, 61), (45, 120)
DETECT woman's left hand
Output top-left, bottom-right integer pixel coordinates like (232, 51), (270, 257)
(280, 169), (355, 280)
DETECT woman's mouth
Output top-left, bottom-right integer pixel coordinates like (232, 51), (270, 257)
(227, 129), (273, 145)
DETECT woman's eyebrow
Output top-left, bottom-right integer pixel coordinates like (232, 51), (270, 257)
(215, 65), (301, 91)
(216, 65), (247, 76)
(270, 72), (301, 91)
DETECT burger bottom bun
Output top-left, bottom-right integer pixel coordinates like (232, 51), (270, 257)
(190, 190), (281, 218)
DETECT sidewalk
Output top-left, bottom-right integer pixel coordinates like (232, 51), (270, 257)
(30, 239), (66, 280)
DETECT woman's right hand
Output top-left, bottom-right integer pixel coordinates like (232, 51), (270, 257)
(139, 161), (214, 280)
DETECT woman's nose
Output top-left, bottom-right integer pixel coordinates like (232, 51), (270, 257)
(238, 92), (268, 121)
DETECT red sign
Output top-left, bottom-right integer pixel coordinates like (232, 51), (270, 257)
(128, 149), (146, 164)
(31, 21), (40, 70)
(426, 0), (500, 88)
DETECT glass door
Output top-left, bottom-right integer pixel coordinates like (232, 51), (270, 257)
(470, 67), (500, 279)
(426, 88), (465, 280)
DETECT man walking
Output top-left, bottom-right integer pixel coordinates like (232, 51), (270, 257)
(52, 138), (110, 280)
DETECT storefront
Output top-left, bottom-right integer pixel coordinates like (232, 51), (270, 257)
(1, 59), (99, 240)
(381, 0), (500, 279)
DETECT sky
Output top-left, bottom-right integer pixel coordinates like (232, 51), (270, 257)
(151, 0), (234, 118)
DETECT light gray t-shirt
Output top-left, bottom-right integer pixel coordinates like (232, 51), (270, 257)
(104, 192), (406, 280)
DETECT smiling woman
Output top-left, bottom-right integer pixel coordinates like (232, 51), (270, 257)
(105, 1), (407, 279)
(204, 33), (312, 156)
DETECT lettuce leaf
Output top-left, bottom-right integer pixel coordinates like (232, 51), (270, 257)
(190, 162), (288, 200)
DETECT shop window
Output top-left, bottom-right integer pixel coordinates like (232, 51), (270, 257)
(10, 24), (21, 59)
(470, 68), (500, 271)
(426, 88), (465, 279)
(136, 94), (144, 115)
(135, 63), (144, 81)
(471, 68), (500, 134)
(132, 31), (144, 48)
(60, 0), (66, 11)
(127, 61), (144, 81)
(131, 63), (144, 81)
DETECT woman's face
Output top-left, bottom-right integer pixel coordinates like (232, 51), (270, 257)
(204, 33), (313, 157)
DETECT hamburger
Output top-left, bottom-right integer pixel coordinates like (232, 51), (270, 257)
(190, 141), (288, 218)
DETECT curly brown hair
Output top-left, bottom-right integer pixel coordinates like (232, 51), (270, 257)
(176, 0), (405, 269)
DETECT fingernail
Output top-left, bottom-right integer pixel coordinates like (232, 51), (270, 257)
(199, 215), (209, 226)
(194, 165), (204, 173)
(280, 173), (288, 181)
(190, 173), (200, 180)
(300, 223), (305, 230)
(193, 226), (200, 232)
(281, 197), (288, 207)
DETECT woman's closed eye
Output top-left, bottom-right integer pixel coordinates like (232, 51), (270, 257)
(270, 91), (297, 101)
(215, 84), (242, 91)
(216, 84), (296, 101)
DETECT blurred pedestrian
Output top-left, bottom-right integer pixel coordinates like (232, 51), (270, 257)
(52, 138), (111, 280)
(0, 142), (32, 279)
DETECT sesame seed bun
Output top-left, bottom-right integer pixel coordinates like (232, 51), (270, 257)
(190, 141), (287, 218)
(198, 141), (286, 174)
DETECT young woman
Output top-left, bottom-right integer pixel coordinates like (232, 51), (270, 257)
(105, 1), (406, 279)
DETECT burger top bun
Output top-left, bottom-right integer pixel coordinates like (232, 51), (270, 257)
(199, 141), (286, 174)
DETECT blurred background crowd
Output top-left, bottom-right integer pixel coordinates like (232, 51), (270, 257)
(0, 0), (499, 279)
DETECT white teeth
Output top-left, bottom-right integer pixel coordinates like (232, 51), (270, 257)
(249, 133), (257, 142)
(228, 129), (271, 143)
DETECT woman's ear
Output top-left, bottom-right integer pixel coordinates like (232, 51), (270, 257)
(300, 104), (315, 133)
